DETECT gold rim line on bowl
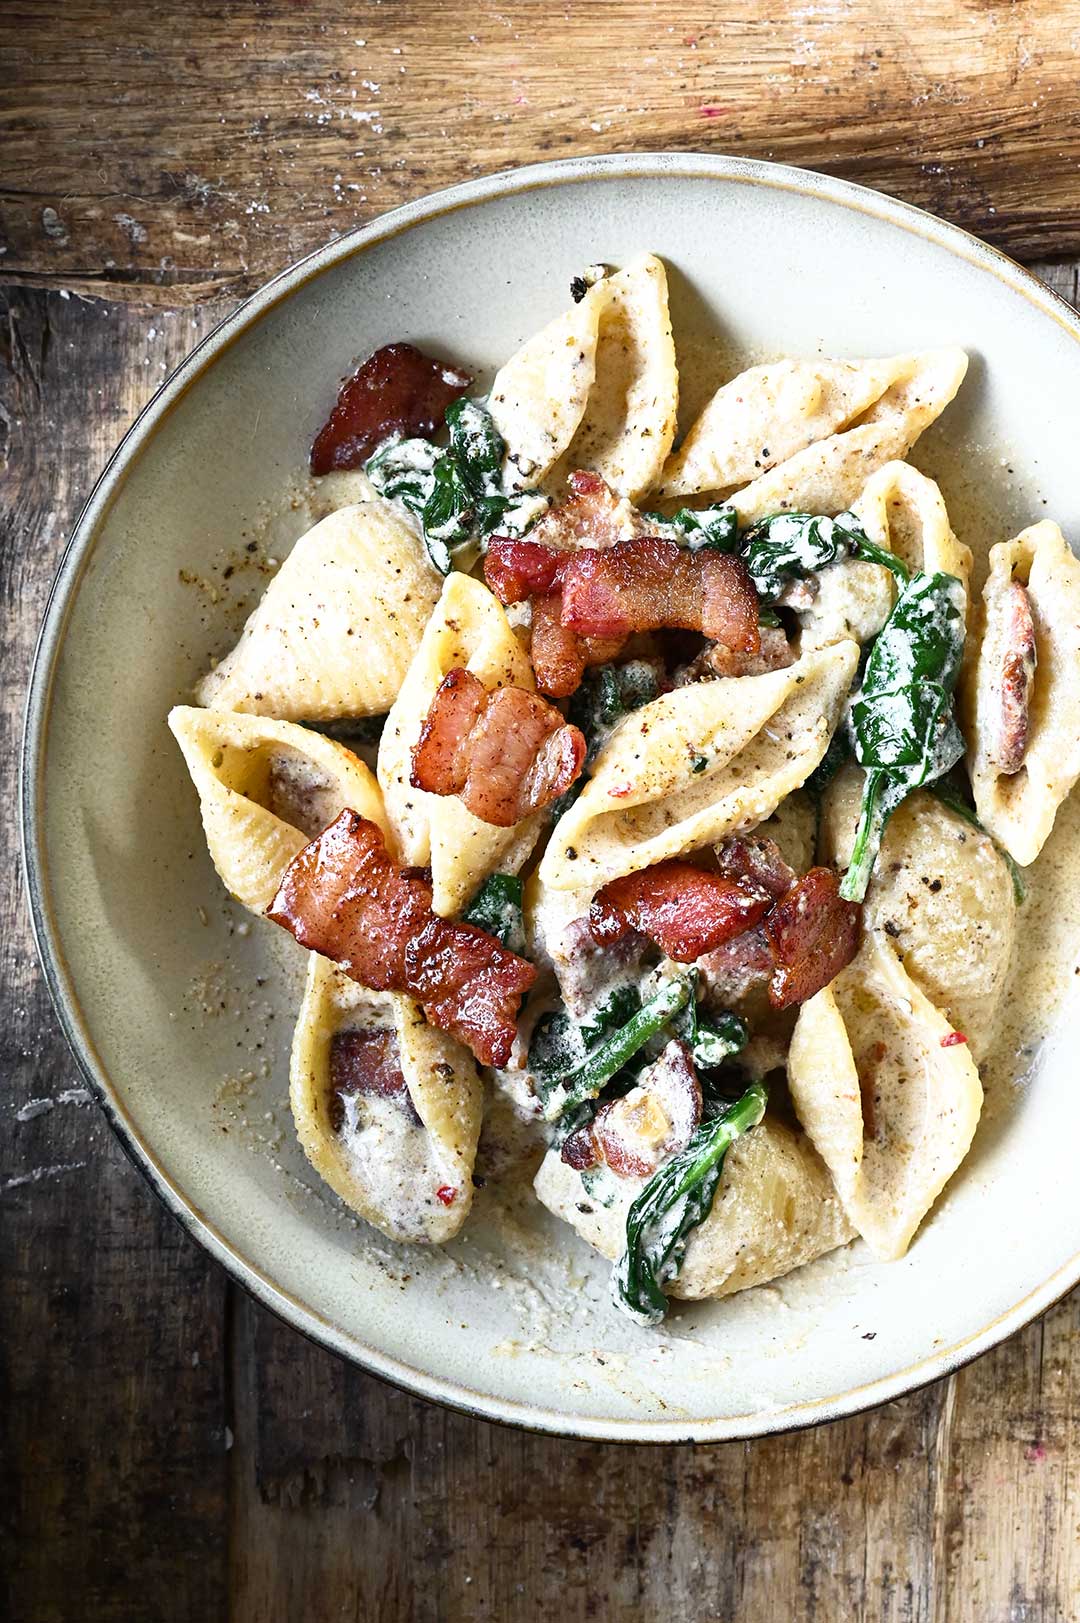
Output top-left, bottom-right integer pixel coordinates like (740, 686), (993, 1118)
(20, 152), (1080, 1443)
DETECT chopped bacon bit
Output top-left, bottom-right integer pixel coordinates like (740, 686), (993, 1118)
(435, 1185), (458, 1206)
(590, 860), (771, 963)
(716, 834), (798, 902)
(940, 1031), (969, 1048)
(528, 468), (646, 548)
(765, 867), (861, 1010)
(560, 538), (760, 652)
(410, 668), (585, 826)
(990, 579), (1037, 775)
(267, 810), (536, 1066)
(562, 1039), (702, 1180)
(310, 343), (472, 475)
(328, 1029), (417, 1130)
(706, 625), (795, 678)
(528, 591), (625, 698)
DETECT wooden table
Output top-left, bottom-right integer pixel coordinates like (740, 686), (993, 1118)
(4, 3), (1080, 1617)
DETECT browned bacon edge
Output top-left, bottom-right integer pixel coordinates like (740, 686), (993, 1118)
(590, 860), (772, 963)
(410, 668), (586, 826)
(267, 810), (536, 1066)
(310, 342), (472, 475)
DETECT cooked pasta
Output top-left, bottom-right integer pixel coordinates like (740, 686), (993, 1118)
(167, 253), (1077, 1326)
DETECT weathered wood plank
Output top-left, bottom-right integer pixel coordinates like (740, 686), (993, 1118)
(5, 212), (1080, 1623)
(4, 0), (1080, 309)
(0, 289), (233, 1623)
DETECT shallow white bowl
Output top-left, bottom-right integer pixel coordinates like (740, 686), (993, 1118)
(23, 154), (1080, 1441)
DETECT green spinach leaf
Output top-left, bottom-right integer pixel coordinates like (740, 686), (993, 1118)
(612, 1080), (768, 1325)
(840, 569), (967, 901)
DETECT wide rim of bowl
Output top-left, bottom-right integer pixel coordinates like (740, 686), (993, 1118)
(20, 150), (1080, 1443)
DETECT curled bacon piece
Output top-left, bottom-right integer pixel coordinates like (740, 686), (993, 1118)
(560, 538), (760, 652)
(410, 668), (586, 826)
(529, 594), (625, 699)
(310, 342), (471, 475)
(989, 579), (1037, 775)
(562, 1039), (702, 1179)
(267, 810), (536, 1065)
(328, 1030), (418, 1130)
(589, 860), (772, 963)
(764, 867), (861, 1010)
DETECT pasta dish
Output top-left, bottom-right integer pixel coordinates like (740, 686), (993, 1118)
(169, 254), (1080, 1326)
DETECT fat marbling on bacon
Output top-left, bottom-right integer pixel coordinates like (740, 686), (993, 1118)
(410, 667), (586, 826)
(561, 1038), (702, 1179)
(310, 342), (471, 475)
(267, 810), (536, 1066)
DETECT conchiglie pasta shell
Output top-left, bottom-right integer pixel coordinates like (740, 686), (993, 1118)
(555, 253), (678, 502)
(290, 955), (482, 1244)
(788, 934), (983, 1261)
(658, 354), (912, 500)
(168, 706), (386, 915)
(196, 496), (442, 721)
(820, 768), (1015, 1058)
(487, 274), (613, 485)
(797, 460), (971, 655)
(532, 1117), (853, 1300)
(964, 521), (1080, 866)
(377, 572), (543, 917)
(539, 641), (859, 893)
(728, 348), (968, 525)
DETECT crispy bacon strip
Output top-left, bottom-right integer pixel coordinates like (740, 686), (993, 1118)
(328, 1030), (418, 1130)
(410, 668), (586, 826)
(267, 811), (536, 1065)
(764, 867), (861, 1010)
(562, 1039), (702, 1179)
(560, 538), (760, 650)
(310, 342), (471, 475)
(989, 579), (1037, 775)
(590, 860), (772, 962)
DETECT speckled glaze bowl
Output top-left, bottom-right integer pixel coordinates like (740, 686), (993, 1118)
(22, 154), (1080, 1441)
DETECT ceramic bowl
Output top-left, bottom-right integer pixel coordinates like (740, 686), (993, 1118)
(23, 154), (1080, 1441)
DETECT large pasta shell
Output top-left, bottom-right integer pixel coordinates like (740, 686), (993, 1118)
(290, 955), (482, 1243)
(788, 934), (983, 1260)
(820, 768), (1015, 1059)
(658, 354), (912, 501)
(168, 706), (386, 914)
(555, 254), (678, 501)
(488, 274), (613, 486)
(540, 641), (858, 892)
(533, 1117), (853, 1302)
(197, 495), (441, 721)
(964, 521), (1080, 866)
(377, 572), (543, 917)
(728, 348), (968, 525)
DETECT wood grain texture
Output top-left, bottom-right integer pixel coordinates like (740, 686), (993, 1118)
(5, 4), (1080, 1613)
(3, 0), (1080, 308)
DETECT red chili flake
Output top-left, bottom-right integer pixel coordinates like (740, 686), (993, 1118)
(940, 1032), (968, 1048)
(608, 783), (633, 799)
(435, 1185), (458, 1207)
